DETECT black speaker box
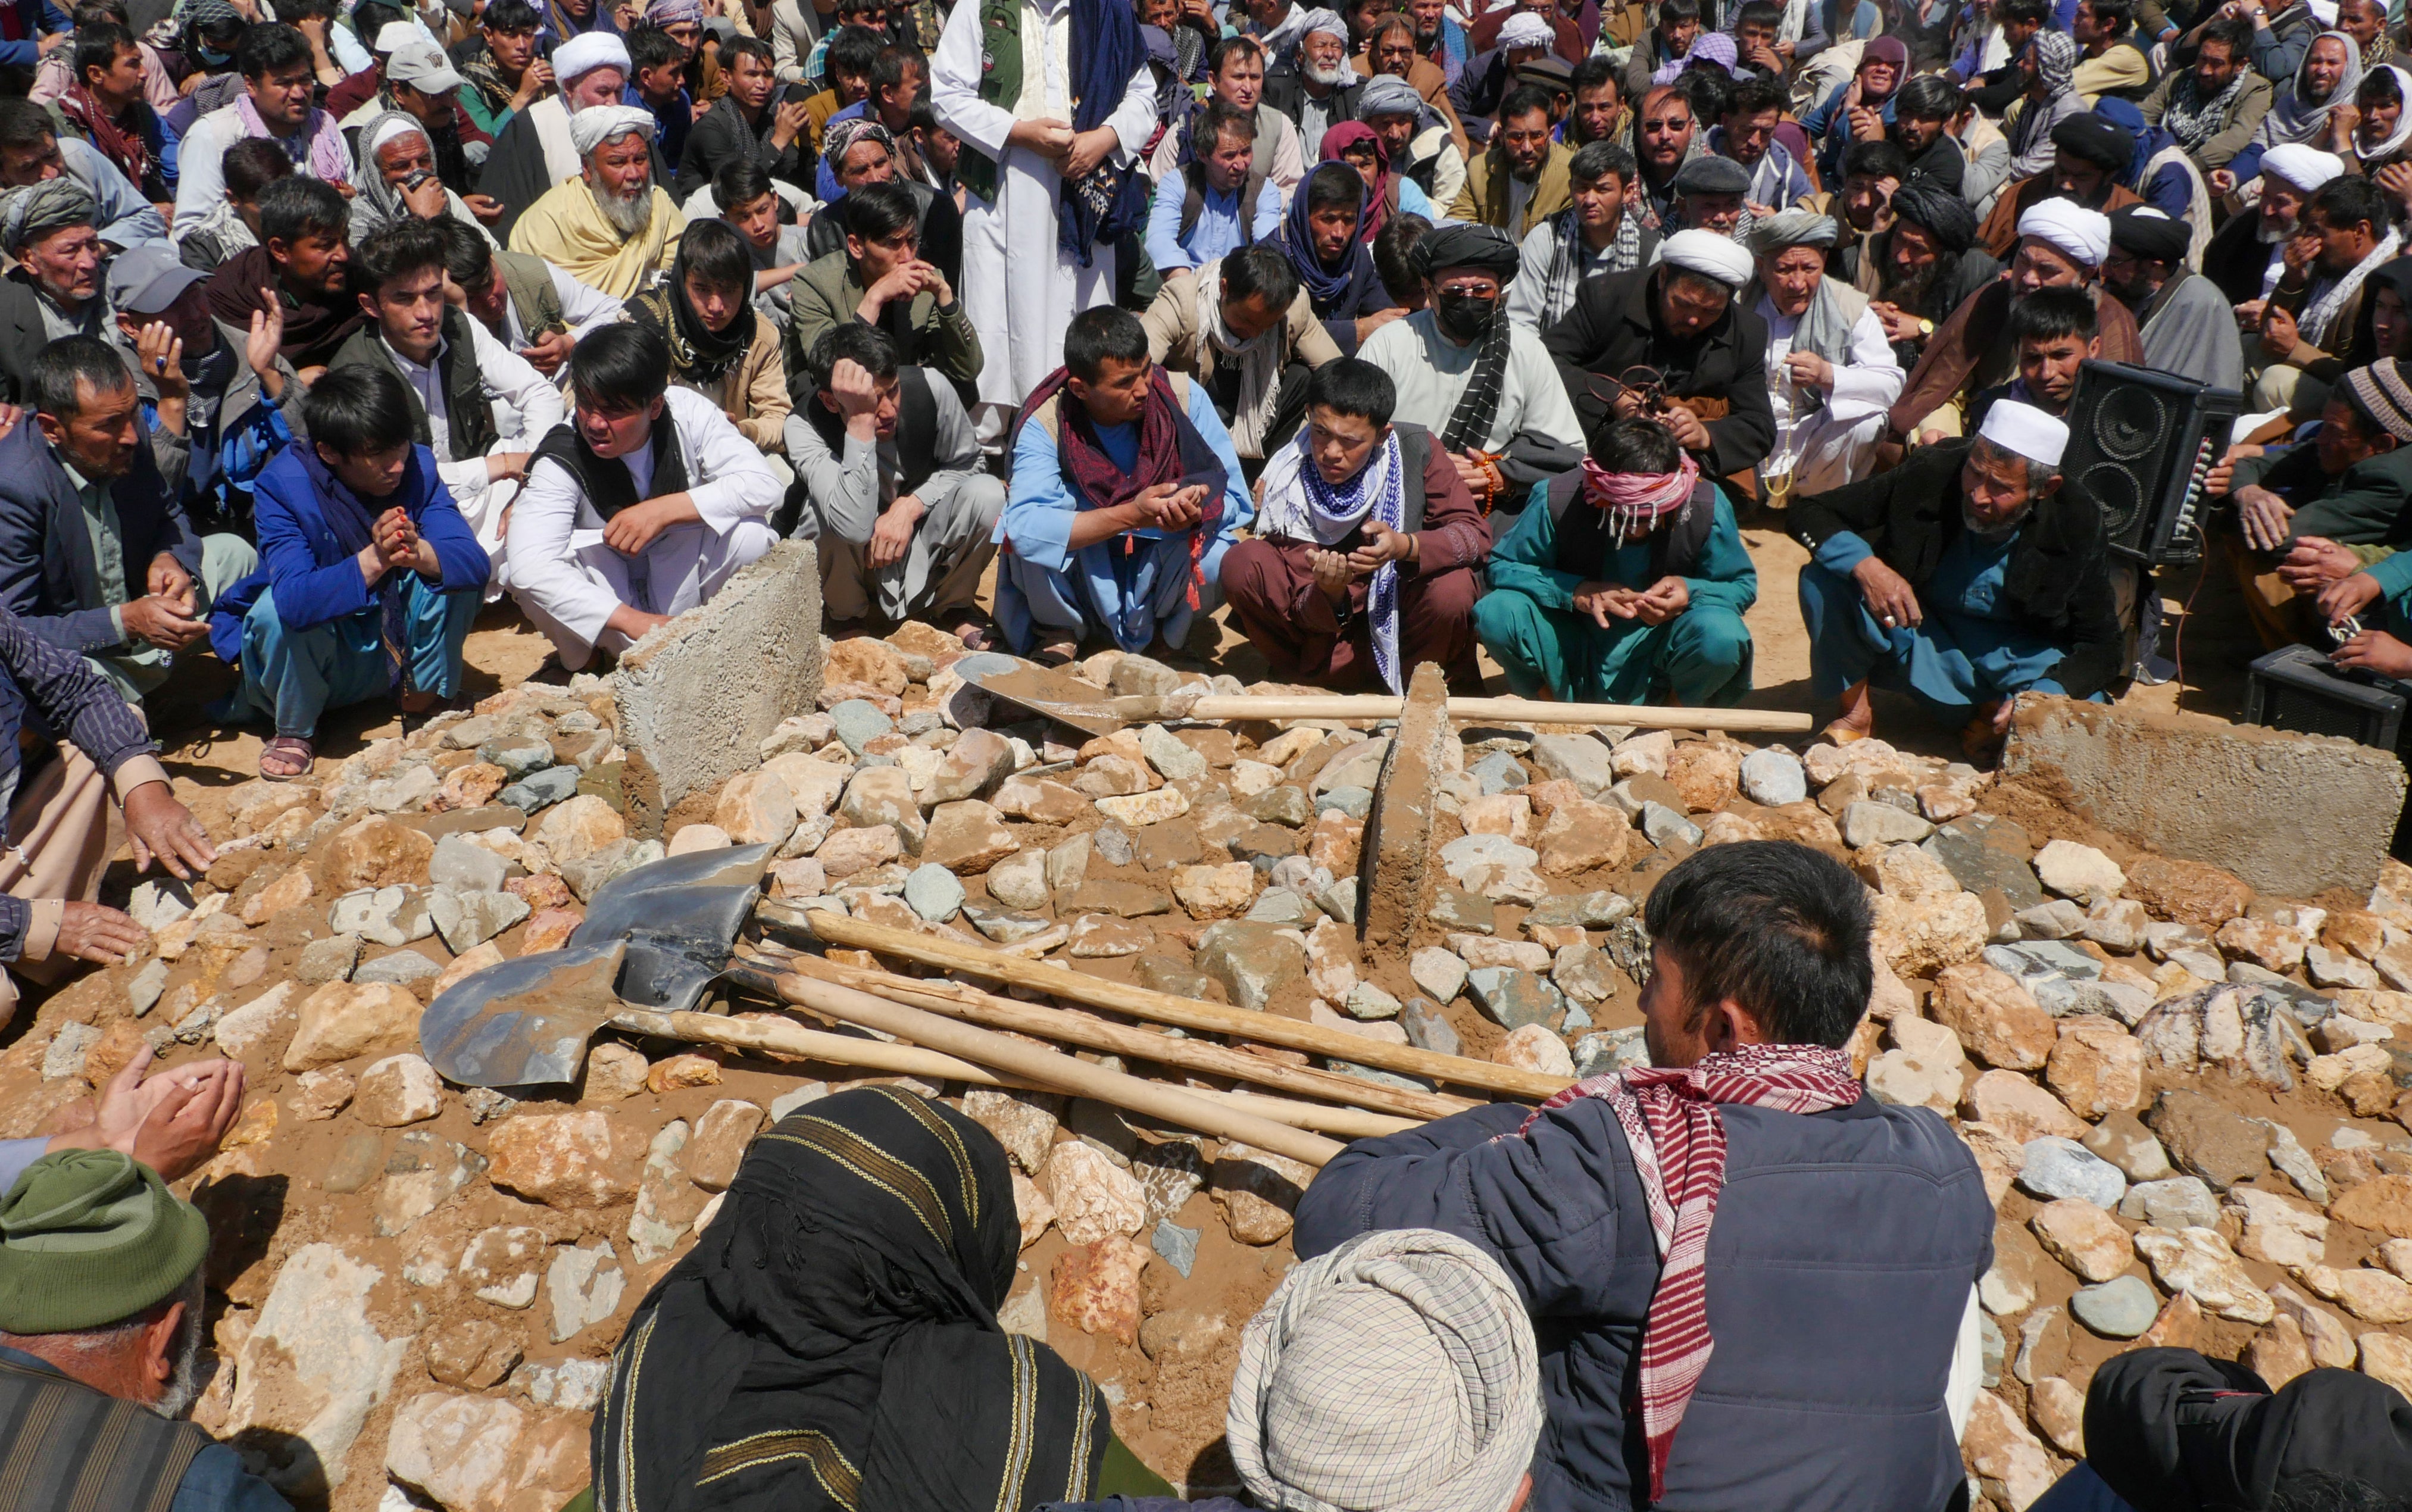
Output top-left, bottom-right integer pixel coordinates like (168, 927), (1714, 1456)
(2061, 360), (2244, 568)
(2243, 644), (2409, 751)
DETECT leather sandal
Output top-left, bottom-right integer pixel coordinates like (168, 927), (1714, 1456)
(259, 735), (314, 782)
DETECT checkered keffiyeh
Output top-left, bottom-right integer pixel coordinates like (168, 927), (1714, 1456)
(1227, 1229), (1541, 1512)
(1517, 1042), (1863, 1500)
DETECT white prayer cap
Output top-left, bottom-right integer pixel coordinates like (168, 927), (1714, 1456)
(1661, 227), (1754, 289)
(554, 32), (632, 85)
(1497, 11), (1555, 48)
(373, 20), (420, 51)
(2263, 142), (2347, 192)
(1298, 7), (1348, 38)
(367, 113), (429, 157)
(2014, 198), (2110, 269)
(1979, 399), (2070, 470)
(570, 103), (657, 157)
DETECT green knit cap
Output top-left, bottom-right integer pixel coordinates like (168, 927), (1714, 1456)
(0, 1149), (210, 1334)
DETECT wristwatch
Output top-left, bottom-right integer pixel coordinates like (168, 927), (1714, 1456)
(1917, 317), (1935, 338)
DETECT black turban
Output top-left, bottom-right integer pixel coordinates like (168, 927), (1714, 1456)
(2108, 204), (2190, 264)
(1411, 222), (1523, 286)
(2051, 111), (2136, 174)
(1887, 179), (1977, 256)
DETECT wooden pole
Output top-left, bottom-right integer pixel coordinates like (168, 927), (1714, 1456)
(726, 961), (1346, 1166)
(798, 913), (1571, 1101)
(777, 951), (1478, 1121)
(1187, 694), (1812, 732)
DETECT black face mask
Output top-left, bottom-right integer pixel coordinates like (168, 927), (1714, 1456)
(1434, 289), (1498, 342)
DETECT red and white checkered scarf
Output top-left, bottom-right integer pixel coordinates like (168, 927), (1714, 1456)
(1516, 1042), (1863, 1500)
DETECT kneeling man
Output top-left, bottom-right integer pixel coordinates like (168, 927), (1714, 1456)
(1221, 359), (1492, 690)
(1474, 416), (1755, 705)
(1794, 399), (2122, 752)
(509, 323), (782, 669)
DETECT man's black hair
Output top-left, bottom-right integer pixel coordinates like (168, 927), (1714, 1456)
(569, 321), (673, 413)
(677, 215), (754, 300)
(844, 180), (919, 242)
(438, 214), (493, 287)
(1671, 65), (1729, 128)
(2007, 284), (2098, 344)
(626, 25), (687, 72)
(1221, 243), (1300, 312)
(716, 160), (779, 213)
(826, 24), (883, 79)
(351, 0), (406, 51)
(2081, 0), (2132, 36)
(1571, 54), (1619, 95)
(2362, 65), (2405, 110)
(1570, 139), (1635, 184)
(1596, 416), (1681, 473)
(1727, 74), (1786, 118)
(2198, 14), (2254, 55)
(1304, 357), (1395, 427)
(806, 320), (899, 392)
(74, 21), (135, 86)
(1844, 138), (1911, 182)
(1209, 33), (1265, 76)
(224, 136), (295, 200)
(484, 0), (542, 30)
(907, 95), (942, 133)
(2313, 174), (2392, 236)
(1642, 840), (1874, 1048)
(1998, 0), (2049, 23)
(1497, 84), (1554, 129)
(1659, 0), (1701, 21)
(304, 366), (418, 457)
(355, 219), (449, 294)
(1735, 0), (1782, 28)
(1372, 210), (1430, 298)
(1198, 96), (1260, 151)
(1895, 72), (1962, 121)
(1304, 161), (1364, 215)
(258, 175), (349, 246)
(30, 336), (132, 421)
(238, 20), (314, 77)
(871, 42), (920, 88)
(0, 99), (54, 153)
(721, 33), (776, 69)
(1063, 305), (1149, 382)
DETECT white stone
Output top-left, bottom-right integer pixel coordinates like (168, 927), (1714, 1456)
(226, 1244), (407, 1494)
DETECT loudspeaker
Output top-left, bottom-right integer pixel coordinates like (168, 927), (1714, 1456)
(2243, 644), (2409, 751)
(2061, 359), (2244, 568)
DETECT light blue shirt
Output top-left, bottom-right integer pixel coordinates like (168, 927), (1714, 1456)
(1142, 167), (1288, 274)
(61, 136), (169, 252)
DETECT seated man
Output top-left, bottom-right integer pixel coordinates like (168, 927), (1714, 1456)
(1143, 245), (1342, 468)
(995, 306), (1252, 661)
(1544, 229), (1775, 488)
(2256, 176), (2402, 417)
(1144, 98), (1287, 277)
(713, 161), (816, 338)
(1221, 358), (1489, 689)
(331, 221), (565, 567)
(0, 339), (258, 704)
(1295, 838), (1994, 1512)
(627, 217), (792, 480)
(2070, 0), (2150, 104)
(1447, 84), (1570, 238)
(509, 323), (782, 670)
(1796, 401), (2122, 751)
(789, 181), (982, 399)
(1709, 74), (1814, 214)
(1507, 141), (1654, 332)
(226, 368), (489, 780)
(1750, 210), (1904, 499)
(1148, 37), (1308, 196)
(2102, 204), (2245, 390)
(451, 0), (549, 138)
(0, 98), (168, 255)
(1969, 287), (2100, 432)
(1829, 140), (1908, 295)
(2219, 358), (2412, 649)
(1975, 110), (2145, 260)
(2140, 17), (2271, 183)
(798, 115), (967, 292)
(437, 217), (624, 387)
(1357, 72), (1466, 213)
(2204, 143), (2340, 308)
(506, 104), (686, 301)
(1361, 223), (1585, 515)
(787, 323), (1003, 641)
(203, 176), (364, 377)
(0, 180), (115, 408)
(1890, 74), (1970, 195)
(345, 111), (490, 244)
(1475, 415), (1753, 705)
(1860, 181), (2001, 374)
(477, 33), (647, 243)
(1274, 162), (1408, 355)
(1663, 152), (1748, 237)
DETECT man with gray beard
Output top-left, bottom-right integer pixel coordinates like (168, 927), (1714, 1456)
(506, 104), (687, 301)
(1265, 10), (1364, 158)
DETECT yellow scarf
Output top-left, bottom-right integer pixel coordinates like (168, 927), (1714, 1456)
(507, 176), (684, 301)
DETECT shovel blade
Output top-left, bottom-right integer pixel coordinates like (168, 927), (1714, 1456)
(569, 841), (774, 1013)
(956, 655), (1161, 739)
(420, 939), (630, 1088)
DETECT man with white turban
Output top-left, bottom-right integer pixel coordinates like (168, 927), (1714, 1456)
(1264, 8), (1361, 158)
(507, 104), (686, 299)
(478, 32), (648, 243)
(1747, 210), (1903, 499)
(2204, 141), (2341, 305)
(2252, 172), (2401, 413)
(1543, 226), (1777, 483)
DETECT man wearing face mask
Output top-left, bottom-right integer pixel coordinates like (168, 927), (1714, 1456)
(1748, 211), (1904, 499)
(1544, 228), (1776, 486)
(1360, 223), (1585, 516)
(1143, 244), (1342, 468)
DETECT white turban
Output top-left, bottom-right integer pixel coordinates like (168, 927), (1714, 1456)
(1299, 6), (1347, 38)
(366, 113), (429, 159)
(1228, 1229), (1541, 1512)
(570, 104), (657, 157)
(2262, 142), (2347, 193)
(2014, 199), (2111, 269)
(1979, 399), (2070, 470)
(1496, 11), (1555, 48)
(554, 32), (632, 85)
(1661, 227), (1754, 288)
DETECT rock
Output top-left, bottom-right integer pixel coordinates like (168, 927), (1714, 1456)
(2148, 1089), (2272, 1192)
(353, 1054), (442, 1127)
(1048, 1236), (1149, 1344)
(926, 728), (1018, 805)
(1465, 967), (1564, 1032)
(226, 1243), (406, 1494)
(2085, 898), (2151, 954)
(2274, 1284), (2361, 1369)
(839, 766), (924, 848)
(985, 849), (1051, 911)
(683, 1098), (766, 1191)
(487, 1112), (646, 1209)
(353, 949), (440, 987)
(1152, 1218), (1200, 1278)
(1067, 915), (1149, 957)
(429, 832), (510, 894)
(2016, 899), (2089, 939)
(2248, 1317), (2318, 1390)
(1096, 788), (1192, 827)
(2020, 1137), (2128, 1208)
(424, 1320), (523, 1392)
(830, 698), (895, 754)
(817, 824), (905, 879)
(546, 1239), (626, 1342)
(2217, 916), (2310, 973)
(1039, 1141), (1149, 1245)
(1552, 945), (1621, 1005)
(2359, 1332), (2412, 1401)
(582, 1042), (649, 1102)
(921, 800), (1019, 873)
(2084, 1111), (2171, 1181)
(2031, 1198), (2134, 1283)
(1211, 1142), (1313, 1244)
(2126, 855), (2254, 929)
(1861, 843), (1963, 902)
(2035, 840), (2125, 903)
(1195, 921), (1308, 1011)
(1841, 801), (1932, 848)
(520, 907), (583, 953)
(993, 774), (1090, 824)
(2044, 1020), (2145, 1120)
(318, 816), (435, 894)
(1738, 748), (1807, 807)
(239, 866), (315, 927)
(2133, 1226), (2275, 1323)
(2120, 1176), (2222, 1230)
(282, 981), (420, 1073)
(457, 1224), (548, 1310)
(1930, 963), (2056, 1070)
(374, 1131), (488, 1236)
(2231, 1188), (2331, 1270)
(1639, 801), (1702, 850)
(965, 1089), (1063, 1173)
(1529, 733), (1613, 796)
(1535, 798), (1633, 877)
(1963, 1070), (2089, 1144)
(496, 765), (580, 813)
(1173, 861), (1257, 920)
(1664, 743), (1739, 812)
(903, 863), (967, 922)
(2332, 1174), (2412, 1239)
(1962, 1391), (2058, 1511)
(1873, 890), (1990, 976)
(2071, 1275), (2161, 1338)
(2135, 984), (2298, 1091)
(1498, 1022), (1574, 1076)
(429, 888), (530, 953)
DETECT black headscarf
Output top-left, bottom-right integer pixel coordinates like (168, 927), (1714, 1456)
(592, 1086), (1112, 1512)
(630, 244), (755, 389)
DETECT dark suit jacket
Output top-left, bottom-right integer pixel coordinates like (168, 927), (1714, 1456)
(673, 88), (811, 204)
(0, 273), (49, 408)
(0, 418), (199, 658)
(1541, 263), (1777, 479)
(2201, 207), (2274, 307)
(1262, 67), (1365, 155)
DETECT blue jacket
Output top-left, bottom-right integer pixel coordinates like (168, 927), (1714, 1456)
(0, 0), (69, 70)
(0, 417), (199, 659)
(246, 442), (489, 632)
(1293, 1095), (1994, 1512)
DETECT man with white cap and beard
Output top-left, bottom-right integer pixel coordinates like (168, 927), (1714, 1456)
(1747, 210), (1904, 499)
(478, 33), (655, 242)
(2104, 204), (2247, 389)
(1794, 398), (2123, 754)
(1544, 226), (1777, 486)
(507, 102), (686, 299)
(2204, 142), (2342, 306)
(1884, 198), (2145, 455)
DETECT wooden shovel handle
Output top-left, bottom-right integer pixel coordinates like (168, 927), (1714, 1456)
(1187, 694), (1812, 732)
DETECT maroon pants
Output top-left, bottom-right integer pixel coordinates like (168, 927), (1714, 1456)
(1221, 536), (1483, 691)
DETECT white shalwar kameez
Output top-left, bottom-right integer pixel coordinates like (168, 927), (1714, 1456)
(1756, 292), (1905, 497)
